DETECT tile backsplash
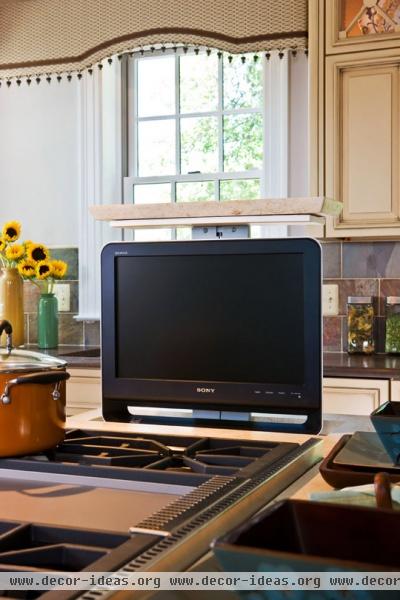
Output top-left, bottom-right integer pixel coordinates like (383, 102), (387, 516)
(23, 242), (400, 351)
(23, 247), (100, 347)
(323, 241), (400, 353)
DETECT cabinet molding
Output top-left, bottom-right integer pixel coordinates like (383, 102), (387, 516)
(326, 0), (400, 55)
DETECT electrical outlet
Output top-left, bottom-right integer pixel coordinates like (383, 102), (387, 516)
(53, 283), (70, 312)
(322, 284), (339, 316)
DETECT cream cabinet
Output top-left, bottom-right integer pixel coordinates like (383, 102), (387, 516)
(66, 368), (101, 415)
(65, 369), (390, 417)
(325, 51), (400, 237)
(390, 380), (400, 402)
(323, 377), (390, 415)
(310, 1), (400, 238)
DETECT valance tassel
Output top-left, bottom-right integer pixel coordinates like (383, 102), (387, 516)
(0, 45), (308, 89)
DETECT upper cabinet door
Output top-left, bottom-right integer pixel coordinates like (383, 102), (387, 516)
(325, 51), (400, 237)
(326, 0), (400, 54)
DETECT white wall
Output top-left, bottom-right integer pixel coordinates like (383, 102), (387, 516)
(289, 52), (309, 197)
(0, 79), (79, 246)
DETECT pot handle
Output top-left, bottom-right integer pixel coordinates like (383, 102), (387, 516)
(1, 370), (70, 405)
(0, 320), (13, 354)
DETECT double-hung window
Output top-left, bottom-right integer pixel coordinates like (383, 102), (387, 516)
(126, 49), (264, 235)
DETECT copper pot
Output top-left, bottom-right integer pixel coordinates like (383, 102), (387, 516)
(0, 320), (69, 457)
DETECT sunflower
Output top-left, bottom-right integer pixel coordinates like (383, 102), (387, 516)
(5, 243), (25, 261)
(0, 238), (6, 253)
(51, 259), (68, 279)
(17, 259), (36, 278)
(27, 243), (49, 263)
(36, 260), (53, 280)
(2, 221), (21, 242)
(23, 240), (33, 249)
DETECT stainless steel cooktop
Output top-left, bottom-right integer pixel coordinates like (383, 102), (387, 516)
(0, 427), (323, 600)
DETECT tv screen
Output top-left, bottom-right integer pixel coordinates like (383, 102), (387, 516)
(101, 238), (322, 433)
(116, 253), (304, 385)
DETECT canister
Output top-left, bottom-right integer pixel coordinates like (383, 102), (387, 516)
(385, 296), (400, 354)
(347, 296), (375, 354)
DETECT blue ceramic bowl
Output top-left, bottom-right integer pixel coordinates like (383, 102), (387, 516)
(370, 401), (400, 463)
(213, 499), (398, 600)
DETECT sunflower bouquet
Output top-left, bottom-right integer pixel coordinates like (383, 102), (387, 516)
(0, 221), (25, 266)
(0, 220), (68, 292)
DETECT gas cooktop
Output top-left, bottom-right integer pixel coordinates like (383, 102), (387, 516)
(0, 429), (323, 600)
(0, 429), (300, 486)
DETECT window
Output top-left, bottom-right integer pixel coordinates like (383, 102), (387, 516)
(78, 48), (299, 319)
(128, 49), (264, 209)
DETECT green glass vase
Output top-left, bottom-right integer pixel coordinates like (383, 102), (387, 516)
(38, 293), (58, 349)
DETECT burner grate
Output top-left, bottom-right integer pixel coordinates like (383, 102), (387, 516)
(0, 430), (300, 486)
(146, 455), (238, 476)
(0, 522), (160, 599)
(63, 435), (171, 455)
(58, 431), (282, 475)
(55, 443), (164, 467)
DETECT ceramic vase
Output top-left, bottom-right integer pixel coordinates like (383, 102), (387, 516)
(0, 267), (25, 347)
(38, 293), (58, 349)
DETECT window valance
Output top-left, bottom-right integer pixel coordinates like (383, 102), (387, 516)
(0, 0), (308, 78)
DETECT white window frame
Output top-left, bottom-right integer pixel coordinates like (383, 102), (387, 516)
(124, 48), (274, 204)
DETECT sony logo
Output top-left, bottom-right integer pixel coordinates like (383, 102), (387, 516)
(115, 251), (128, 255)
(196, 387), (216, 393)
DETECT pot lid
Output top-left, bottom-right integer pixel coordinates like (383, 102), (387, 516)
(0, 349), (66, 372)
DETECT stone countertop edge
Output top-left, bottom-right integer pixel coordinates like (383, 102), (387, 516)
(323, 352), (400, 380)
(23, 345), (101, 370)
(22, 346), (400, 379)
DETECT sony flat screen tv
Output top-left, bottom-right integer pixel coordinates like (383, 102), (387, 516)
(101, 238), (322, 433)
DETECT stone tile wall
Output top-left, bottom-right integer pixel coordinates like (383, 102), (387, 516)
(23, 247), (100, 346)
(322, 241), (400, 353)
(23, 242), (400, 351)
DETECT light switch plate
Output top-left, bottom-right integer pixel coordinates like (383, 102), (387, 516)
(322, 284), (339, 316)
(53, 283), (70, 312)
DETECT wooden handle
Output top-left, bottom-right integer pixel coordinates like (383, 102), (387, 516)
(374, 472), (393, 510)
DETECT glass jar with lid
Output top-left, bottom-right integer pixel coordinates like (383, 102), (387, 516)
(347, 296), (375, 354)
(385, 297), (400, 354)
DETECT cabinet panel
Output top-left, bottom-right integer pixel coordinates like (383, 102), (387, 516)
(323, 377), (389, 414)
(343, 67), (397, 219)
(66, 368), (101, 414)
(325, 52), (400, 236)
(390, 379), (400, 401)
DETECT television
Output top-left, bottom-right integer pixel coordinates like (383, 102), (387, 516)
(101, 238), (322, 433)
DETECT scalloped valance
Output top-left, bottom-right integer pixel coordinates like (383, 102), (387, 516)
(0, 0), (308, 78)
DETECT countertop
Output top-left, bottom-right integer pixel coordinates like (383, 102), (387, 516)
(24, 344), (101, 369)
(23, 346), (400, 379)
(323, 352), (400, 379)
